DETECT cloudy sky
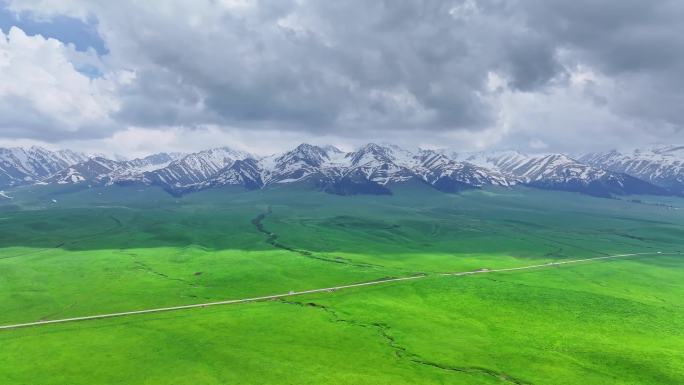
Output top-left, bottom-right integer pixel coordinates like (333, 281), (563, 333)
(0, 0), (682, 157)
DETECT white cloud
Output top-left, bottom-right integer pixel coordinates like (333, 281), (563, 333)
(49, 126), (360, 158)
(0, 26), (128, 140)
(486, 65), (665, 152)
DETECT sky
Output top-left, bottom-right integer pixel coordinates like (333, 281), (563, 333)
(0, 0), (682, 158)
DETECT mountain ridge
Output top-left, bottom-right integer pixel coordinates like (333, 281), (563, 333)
(1, 143), (679, 198)
(579, 145), (684, 195)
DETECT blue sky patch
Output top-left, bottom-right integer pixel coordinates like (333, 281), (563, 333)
(0, 2), (108, 55)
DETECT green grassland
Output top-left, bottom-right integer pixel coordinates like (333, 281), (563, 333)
(1, 184), (683, 384)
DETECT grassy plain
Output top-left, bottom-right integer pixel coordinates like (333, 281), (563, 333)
(1, 184), (683, 384)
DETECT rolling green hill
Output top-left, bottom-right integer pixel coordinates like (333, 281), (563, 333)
(1, 184), (683, 384)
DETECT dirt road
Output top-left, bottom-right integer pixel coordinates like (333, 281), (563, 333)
(0, 251), (677, 331)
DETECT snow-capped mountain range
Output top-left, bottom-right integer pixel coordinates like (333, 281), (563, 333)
(1, 144), (682, 198)
(453, 151), (665, 197)
(579, 145), (684, 195)
(45, 152), (185, 185)
(0, 146), (90, 187)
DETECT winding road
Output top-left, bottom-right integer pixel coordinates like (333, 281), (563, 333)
(0, 251), (678, 331)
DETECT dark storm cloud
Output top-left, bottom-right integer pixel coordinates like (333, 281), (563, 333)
(96, 0), (553, 133)
(2, 0), (683, 149)
(106, 0), (569, 134)
(518, 0), (684, 127)
(523, 0), (683, 73)
(503, 36), (563, 91)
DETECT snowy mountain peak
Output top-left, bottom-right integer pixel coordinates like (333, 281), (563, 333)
(348, 143), (396, 166)
(259, 143), (335, 184)
(281, 144), (330, 166)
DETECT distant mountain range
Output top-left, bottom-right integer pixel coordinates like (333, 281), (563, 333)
(0, 146), (89, 187)
(579, 146), (684, 195)
(1, 144), (682, 198)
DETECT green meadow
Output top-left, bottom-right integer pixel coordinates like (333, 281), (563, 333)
(1, 184), (683, 384)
